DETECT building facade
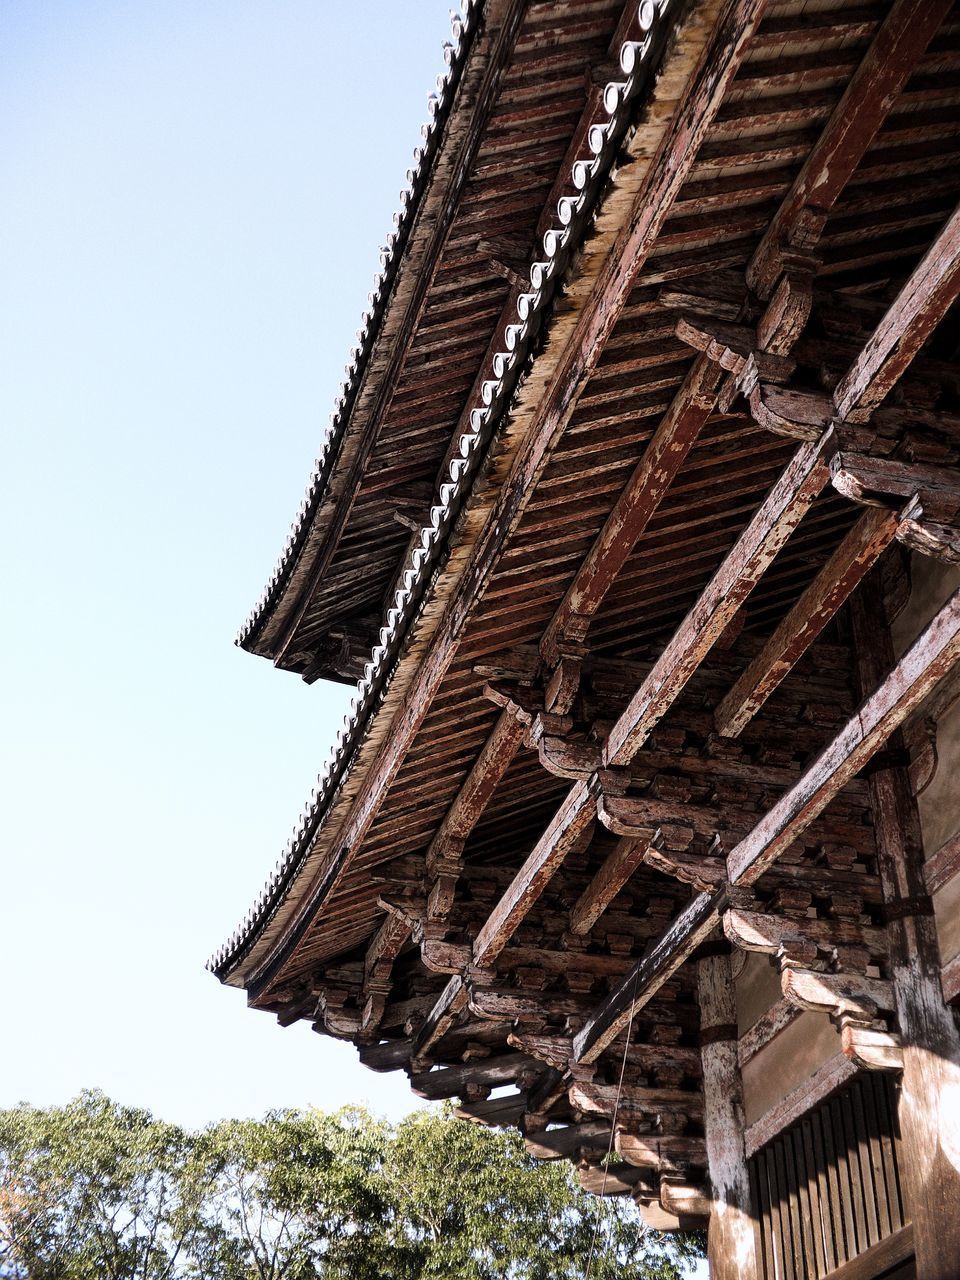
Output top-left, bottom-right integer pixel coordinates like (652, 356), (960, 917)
(212, 2), (960, 1275)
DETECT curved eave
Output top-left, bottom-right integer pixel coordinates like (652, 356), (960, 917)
(236, 0), (485, 661)
(211, 0), (684, 986)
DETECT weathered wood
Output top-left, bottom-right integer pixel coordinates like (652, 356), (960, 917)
(834, 201), (960, 422)
(744, 1054), (860, 1158)
(737, 998), (801, 1066)
(410, 976), (468, 1064)
(615, 1132), (708, 1170)
(781, 967), (896, 1020)
(714, 508), (901, 738)
(831, 455), (960, 523)
(409, 1051), (540, 1100)
(569, 1081), (703, 1119)
(605, 433), (834, 766)
(472, 778), (596, 967)
(851, 582), (960, 1280)
(523, 1121), (610, 1161)
(572, 890), (723, 1064)
(819, 1224), (914, 1280)
(726, 584), (960, 885)
(271, 0), (530, 664)
(426, 708), (527, 918)
(541, 355), (722, 663)
(568, 835), (649, 934)
(699, 952), (759, 1280)
(724, 908), (889, 960)
(747, 0), (953, 297)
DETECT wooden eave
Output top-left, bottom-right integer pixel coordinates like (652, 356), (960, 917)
(217, 4), (960, 1239)
(213, 0), (698, 984)
(232, 0), (960, 996)
(239, 0), (631, 680)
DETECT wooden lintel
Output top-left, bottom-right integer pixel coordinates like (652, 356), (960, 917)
(604, 432), (835, 767)
(472, 778), (596, 967)
(834, 200), (960, 422)
(541, 355), (722, 665)
(572, 889), (724, 1065)
(615, 1131), (708, 1171)
(726, 585), (960, 885)
(714, 506), (902, 738)
(569, 836), (650, 935)
(747, 0), (953, 298)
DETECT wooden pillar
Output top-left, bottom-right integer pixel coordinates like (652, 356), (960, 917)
(851, 580), (960, 1280)
(697, 949), (759, 1280)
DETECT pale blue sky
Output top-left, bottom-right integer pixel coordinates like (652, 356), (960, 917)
(0, 0), (455, 1127)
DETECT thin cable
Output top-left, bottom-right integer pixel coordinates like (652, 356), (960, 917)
(583, 964), (641, 1280)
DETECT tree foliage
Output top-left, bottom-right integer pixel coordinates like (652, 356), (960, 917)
(0, 1092), (703, 1279)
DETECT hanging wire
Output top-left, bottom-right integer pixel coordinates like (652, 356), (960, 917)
(583, 964), (642, 1280)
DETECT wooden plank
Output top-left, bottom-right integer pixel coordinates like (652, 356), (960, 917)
(737, 998), (802, 1066)
(851, 583), (960, 1280)
(605, 433), (834, 766)
(726, 584), (960, 885)
(541, 356), (722, 664)
(834, 201), (960, 422)
(714, 507), (901, 738)
(568, 835), (649, 935)
(699, 952), (759, 1280)
(472, 778), (596, 966)
(572, 889), (723, 1064)
(819, 1224), (914, 1280)
(747, 0), (952, 298)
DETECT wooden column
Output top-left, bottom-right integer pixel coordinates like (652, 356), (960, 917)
(851, 580), (960, 1280)
(698, 950), (759, 1280)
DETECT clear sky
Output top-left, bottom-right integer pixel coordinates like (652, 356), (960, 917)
(0, 0), (456, 1128)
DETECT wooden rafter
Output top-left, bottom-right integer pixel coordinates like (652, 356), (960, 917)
(472, 778), (596, 966)
(747, 0), (953, 298)
(713, 506), (902, 738)
(572, 890), (723, 1064)
(834, 201), (960, 422)
(425, 707), (527, 918)
(540, 356), (723, 664)
(604, 432), (834, 766)
(568, 835), (650, 936)
(726, 584), (960, 884)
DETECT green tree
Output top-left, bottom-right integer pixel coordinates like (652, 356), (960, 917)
(0, 1090), (206, 1280)
(0, 1093), (704, 1279)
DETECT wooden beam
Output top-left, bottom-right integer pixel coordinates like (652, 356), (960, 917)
(747, 0), (952, 298)
(726, 584), (960, 885)
(472, 779), (596, 967)
(568, 835), (650, 935)
(409, 1052), (540, 1100)
(541, 356), (723, 664)
(604, 432), (834, 767)
(851, 582), (960, 1280)
(834, 200), (960, 422)
(425, 707), (527, 918)
(409, 976), (468, 1065)
(714, 507), (902, 738)
(572, 890), (724, 1064)
(358, 911), (410, 1039)
(698, 952), (759, 1280)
